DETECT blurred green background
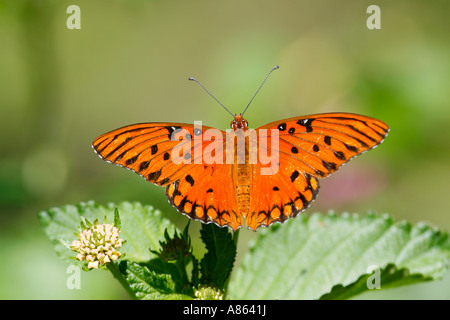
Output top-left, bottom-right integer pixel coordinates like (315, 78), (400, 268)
(1, 0), (449, 299)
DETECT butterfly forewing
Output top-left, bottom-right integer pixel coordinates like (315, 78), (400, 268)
(93, 123), (223, 184)
(256, 113), (389, 178)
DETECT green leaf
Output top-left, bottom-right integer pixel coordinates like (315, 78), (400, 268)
(228, 212), (450, 300)
(39, 201), (177, 263)
(118, 261), (192, 300)
(319, 264), (428, 300)
(114, 207), (121, 229)
(199, 223), (237, 290)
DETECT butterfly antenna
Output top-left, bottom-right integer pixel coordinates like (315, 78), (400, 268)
(189, 77), (235, 118)
(241, 65), (279, 116)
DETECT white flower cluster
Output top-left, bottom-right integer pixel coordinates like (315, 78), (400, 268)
(71, 223), (123, 269)
(194, 286), (224, 300)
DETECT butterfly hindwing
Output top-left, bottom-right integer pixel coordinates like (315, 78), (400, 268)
(166, 164), (242, 230)
(246, 161), (320, 230)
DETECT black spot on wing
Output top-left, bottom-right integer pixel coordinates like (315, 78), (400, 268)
(297, 118), (314, 132)
(126, 154), (139, 165)
(322, 160), (337, 171)
(163, 152), (170, 161)
(185, 174), (195, 186)
(159, 177), (170, 185)
(148, 169), (162, 181)
(290, 170), (300, 182)
(315, 169), (325, 177)
(345, 143), (359, 153)
(166, 126), (182, 139)
(334, 151), (346, 161)
(114, 150), (128, 162)
(139, 161), (150, 172)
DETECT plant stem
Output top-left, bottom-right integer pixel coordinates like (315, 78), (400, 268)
(223, 228), (240, 298)
(106, 262), (137, 299)
(177, 257), (190, 291)
(233, 229), (240, 247)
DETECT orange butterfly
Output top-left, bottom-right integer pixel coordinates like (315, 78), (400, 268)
(92, 66), (389, 231)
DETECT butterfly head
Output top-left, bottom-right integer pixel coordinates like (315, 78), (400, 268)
(231, 114), (248, 131)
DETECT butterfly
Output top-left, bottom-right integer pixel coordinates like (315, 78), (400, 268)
(92, 66), (389, 231)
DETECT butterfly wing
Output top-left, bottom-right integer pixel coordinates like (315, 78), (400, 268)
(245, 113), (389, 230)
(92, 123), (242, 230)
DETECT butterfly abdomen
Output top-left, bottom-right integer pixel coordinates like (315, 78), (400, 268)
(235, 163), (251, 216)
(233, 132), (252, 218)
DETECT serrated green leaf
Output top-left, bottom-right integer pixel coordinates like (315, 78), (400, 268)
(200, 223), (237, 290)
(228, 212), (450, 300)
(320, 264), (428, 300)
(118, 261), (192, 300)
(38, 201), (177, 263)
